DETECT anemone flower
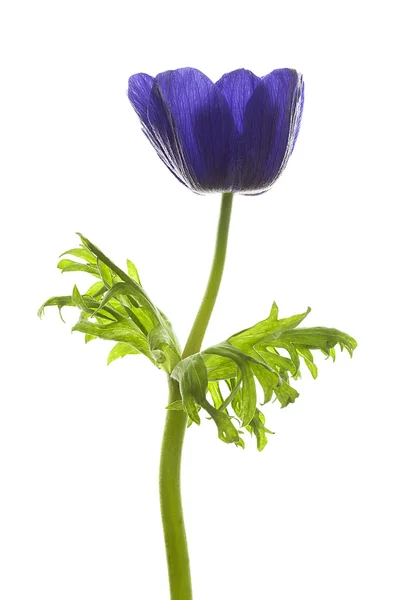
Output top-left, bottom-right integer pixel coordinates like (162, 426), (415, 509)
(128, 67), (304, 194)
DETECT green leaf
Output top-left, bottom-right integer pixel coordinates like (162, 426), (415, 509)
(78, 234), (176, 335)
(41, 235), (357, 451)
(203, 352), (239, 381)
(296, 345), (318, 378)
(148, 325), (181, 373)
(73, 319), (153, 360)
(204, 343), (257, 427)
(60, 247), (96, 264)
(77, 233), (139, 289)
(198, 397), (243, 446)
(217, 380), (242, 412)
(127, 259), (141, 284)
(72, 285), (92, 313)
(171, 354), (209, 425)
(262, 341), (300, 375)
(127, 305), (159, 334)
(279, 327), (357, 357)
(165, 400), (185, 411)
(274, 380), (299, 407)
(85, 281), (106, 298)
(250, 362), (278, 404)
(107, 342), (140, 365)
(38, 295), (74, 318)
(42, 234), (181, 376)
(208, 381), (225, 409)
(229, 304), (311, 350)
(57, 259), (100, 277)
(179, 304), (356, 449)
(255, 348), (296, 376)
(97, 259), (113, 288)
(246, 409), (274, 451)
(93, 280), (155, 318)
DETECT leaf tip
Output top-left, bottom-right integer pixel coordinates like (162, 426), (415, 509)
(270, 301), (279, 319)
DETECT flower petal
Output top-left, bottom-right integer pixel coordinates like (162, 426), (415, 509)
(215, 69), (261, 133)
(128, 73), (154, 127)
(147, 82), (197, 189)
(155, 68), (238, 192)
(129, 73), (190, 188)
(238, 69), (304, 194)
(292, 78), (305, 151)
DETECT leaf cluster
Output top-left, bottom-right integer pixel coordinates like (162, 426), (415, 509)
(39, 236), (357, 451)
(171, 303), (357, 450)
(38, 234), (181, 373)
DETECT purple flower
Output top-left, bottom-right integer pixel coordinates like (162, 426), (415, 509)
(128, 68), (304, 195)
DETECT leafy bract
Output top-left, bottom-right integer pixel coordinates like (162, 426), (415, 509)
(39, 236), (357, 451)
(38, 234), (181, 373)
(171, 354), (207, 425)
(170, 303), (356, 451)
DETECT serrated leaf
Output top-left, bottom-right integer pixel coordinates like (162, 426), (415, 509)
(204, 344), (256, 426)
(78, 235), (180, 359)
(85, 281), (106, 298)
(199, 397), (243, 446)
(217, 379), (242, 412)
(69, 286), (120, 322)
(264, 341), (301, 374)
(37, 296), (74, 318)
(97, 259), (113, 288)
(328, 347), (336, 361)
(208, 381), (224, 409)
(72, 285), (91, 313)
(60, 247), (96, 264)
(77, 233), (138, 288)
(148, 325), (181, 373)
(246, 409), (274, 451)
(229, 305), (311, 349)
(250, 362), (278, 404)
(42, 234), (181, 376)
(85, 334), (96, 343)
(171, 354), (209, 425)
(127, 259), (141, 284)
(204, 342), (278, 427)
(93, 281), (154, 318)
(57, 259), (100, 277)
(181, 304), (356, 448)
(203, 352), (239, 381)
(274, 380), (299, 407)
(127, 305), (159, 334)
(279, 327), (357, 357)
(296, 345), (318, 378)
(165, 400), (185, 411)
(256, 348), (296, 375)
(107, 342), (140, 364)
(73, 319), (153, 360)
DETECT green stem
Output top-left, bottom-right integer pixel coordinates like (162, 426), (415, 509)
(159, 192), (234, 599)
(159, 377), (192, 600)
(183, 192), (234, 358)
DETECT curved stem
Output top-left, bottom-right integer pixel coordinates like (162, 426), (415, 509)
(159, 192), (234, 599)
(159, 377), (192, 600)
(183, 192), (234, 358)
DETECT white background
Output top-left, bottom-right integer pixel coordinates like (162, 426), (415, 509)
(1, 0), (415, 598)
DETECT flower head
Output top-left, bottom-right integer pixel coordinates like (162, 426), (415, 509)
(128, 68), (304, 195)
